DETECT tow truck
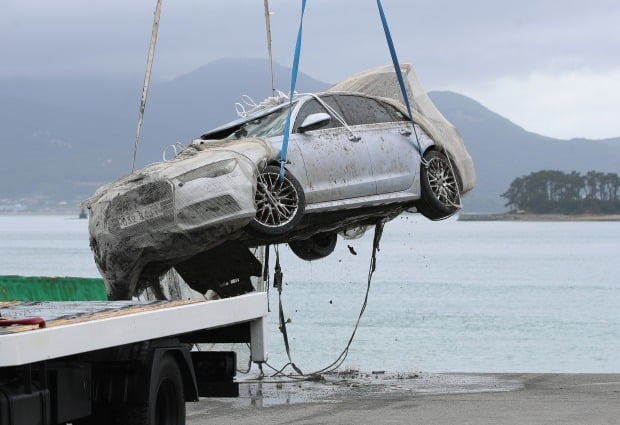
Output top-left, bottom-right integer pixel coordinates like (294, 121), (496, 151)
(0, 283), (268, 425)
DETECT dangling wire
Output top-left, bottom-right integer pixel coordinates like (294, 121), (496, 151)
(273, 245), (303, 375)
(132, 0), (163, 172)
(263, 221), (385, 378)
(263, 0), (276, 95)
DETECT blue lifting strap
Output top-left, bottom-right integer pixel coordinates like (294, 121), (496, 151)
(376, 0), (422, 155)
(279, 0), (307, 179)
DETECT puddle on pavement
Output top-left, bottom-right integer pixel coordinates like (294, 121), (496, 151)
(209, 372), (524, 409)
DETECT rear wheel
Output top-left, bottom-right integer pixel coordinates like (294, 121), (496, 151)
(249, 165), (305, 235)
(116, 354), (185, 425)
(418, 150), (460, 220)
(289, 232), (338, 261)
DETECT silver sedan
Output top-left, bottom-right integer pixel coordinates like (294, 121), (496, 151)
(199, 90), (474, 260)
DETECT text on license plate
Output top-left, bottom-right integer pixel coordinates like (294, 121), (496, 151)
(117, 202), (165, 229)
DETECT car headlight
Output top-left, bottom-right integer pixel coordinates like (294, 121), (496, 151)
(176, 158), (237, 183)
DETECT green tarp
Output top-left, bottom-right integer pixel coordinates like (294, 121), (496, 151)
(0, 276), (107, 301)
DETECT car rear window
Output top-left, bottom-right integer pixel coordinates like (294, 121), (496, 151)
(335, 95), (408, 126)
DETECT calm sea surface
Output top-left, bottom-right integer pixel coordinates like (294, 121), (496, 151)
(1, 214), (618, 373)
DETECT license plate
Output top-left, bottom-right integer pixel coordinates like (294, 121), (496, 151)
(117, 202), (165, 229)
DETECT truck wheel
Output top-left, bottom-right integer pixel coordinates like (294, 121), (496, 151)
(117, 354), (186, 425)
(72, 414), (108, 425)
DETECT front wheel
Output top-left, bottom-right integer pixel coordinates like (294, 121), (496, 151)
(249, 165), (305, 235)
(417, 150), (461, 220)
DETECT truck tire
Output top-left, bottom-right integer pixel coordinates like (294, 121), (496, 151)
(116, 354), (186, 425)
(72, 414), (108, 425)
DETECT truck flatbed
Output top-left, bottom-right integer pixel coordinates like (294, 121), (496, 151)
(0, 292), (268, 367)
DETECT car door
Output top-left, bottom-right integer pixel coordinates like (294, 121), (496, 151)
(288, 95), (376, 204)
(334, 95), (419, 194)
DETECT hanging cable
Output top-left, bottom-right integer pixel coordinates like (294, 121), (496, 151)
(263, 221), (385, 379)
(132, 0), (163, 172)
(263, 0), (276, 95)
(307, 221), (384, 375)
(273, 245), (303, 375)
(279, 0), (307, 179)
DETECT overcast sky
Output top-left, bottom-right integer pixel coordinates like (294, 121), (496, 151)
(2, 0), (619, 139)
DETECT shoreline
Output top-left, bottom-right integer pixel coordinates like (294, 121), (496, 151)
(458, 212), (620, 222)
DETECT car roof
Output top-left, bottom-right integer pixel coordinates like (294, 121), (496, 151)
(198, 91), (403, 140)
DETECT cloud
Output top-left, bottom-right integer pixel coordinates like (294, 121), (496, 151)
(3, 0), (619, 83)
(456, 68), (620, 140)
(1, 0), (619, 139)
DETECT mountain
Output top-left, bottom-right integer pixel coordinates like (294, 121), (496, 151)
(0, 58), (326, 209)
(1, 58), (618, 212)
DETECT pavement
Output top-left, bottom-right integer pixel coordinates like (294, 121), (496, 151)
(187, 372), (620, 424)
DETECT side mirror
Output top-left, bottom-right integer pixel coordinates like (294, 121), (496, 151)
(298, 112), (331, 133)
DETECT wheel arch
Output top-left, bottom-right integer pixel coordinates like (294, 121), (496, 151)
(149, 347), (199, 403)
(422, 145), (463, 191)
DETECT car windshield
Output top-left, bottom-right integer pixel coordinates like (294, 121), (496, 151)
(227, 106), (290, 140)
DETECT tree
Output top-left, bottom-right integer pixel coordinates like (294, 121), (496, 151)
(501, 170), (620, 214)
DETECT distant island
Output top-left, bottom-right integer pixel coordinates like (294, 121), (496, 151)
(458, 212), (620, 222)
(460, 170), (620, 221)
(502, 170), (619, 213)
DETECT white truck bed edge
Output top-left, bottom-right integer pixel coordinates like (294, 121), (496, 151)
(0, 292), (268, 367)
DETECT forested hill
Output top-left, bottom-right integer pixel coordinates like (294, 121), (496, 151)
(429, 92), (620, 211)
(502, 170), (620, 214)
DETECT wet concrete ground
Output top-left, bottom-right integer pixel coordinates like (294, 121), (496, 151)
(187, 373), (620, 424)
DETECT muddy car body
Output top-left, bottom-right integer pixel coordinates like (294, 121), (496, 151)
(84, 64), (475, 298)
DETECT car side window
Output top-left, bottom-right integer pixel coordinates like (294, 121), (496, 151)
(335, 95), (406, 126)
(380, 100), (410, 123)
(293, 96), (344, 132)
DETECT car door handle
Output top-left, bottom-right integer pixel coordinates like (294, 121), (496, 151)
(400, 127), (412, 136)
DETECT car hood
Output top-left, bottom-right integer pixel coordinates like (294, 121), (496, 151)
(82, 137), (276, 299)
(327, 64), (476, 194)
(84, 137), (276, 208)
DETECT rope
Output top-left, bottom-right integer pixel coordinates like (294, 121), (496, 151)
(279, 0), (307, 179)
(234, 91), (289, 118)
(162, 142), (187, 161)
(263, 0), (276, 95)
(273, 245), (303, 375)
(132, 0), (163, 172)
(264, 221), (385, 378)
(376, 0), (461, 208)
(308, 222), (384, 375)
(375, 0), (423, 158)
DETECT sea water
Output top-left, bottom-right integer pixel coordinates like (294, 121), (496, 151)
(1, 214), (618, 373)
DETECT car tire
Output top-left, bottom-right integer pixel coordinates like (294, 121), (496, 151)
(289, 232), (338, 261)
(418, 150), (460, 220)
(249, 165), (305, 235)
